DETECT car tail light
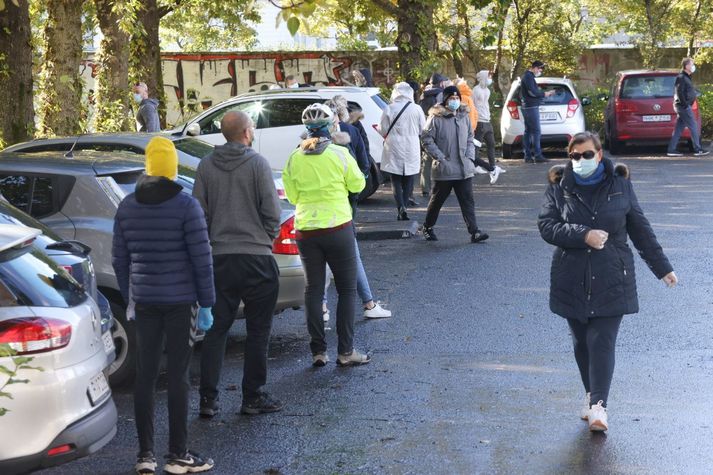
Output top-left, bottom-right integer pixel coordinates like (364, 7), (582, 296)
(48, 444), (74, 457)
(692, 101), (699, 111)
(60, 265), (73, 275)
(506, 101), (520, 120)
(566, 99), (579, 118)
(276, 188), (286, 200)
(614, 99), (636, 115)
(272, 216), (299, 255)
(0, 317), (72, 355)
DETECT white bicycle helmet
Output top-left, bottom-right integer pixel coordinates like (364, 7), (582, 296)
(302, 103), (334, 129)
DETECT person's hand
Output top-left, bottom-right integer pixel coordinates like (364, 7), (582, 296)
(585, 229), (609, 250)
(662, 271), (678, 288)
(197, 307), (214, 331)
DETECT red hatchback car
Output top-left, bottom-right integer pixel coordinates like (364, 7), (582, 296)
(604, 70), (701, 154)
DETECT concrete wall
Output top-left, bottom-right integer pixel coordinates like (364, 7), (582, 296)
(79, 48), (706, 127)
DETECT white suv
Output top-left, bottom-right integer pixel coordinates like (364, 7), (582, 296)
(500, 77), (587, 158)
(0, 224), (116, 473)
(170, 86), (389, 198)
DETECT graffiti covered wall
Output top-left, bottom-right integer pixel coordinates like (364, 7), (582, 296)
(80, 51), (400, 127)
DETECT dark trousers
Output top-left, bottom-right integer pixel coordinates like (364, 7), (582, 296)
(297, 225), (357, 355)
(424, 178), (479, 235)
(134, 303), (193, 455)
(522, 106), (542, 160)
(668, 106), (703, 152)
(200, 254), (279, 402)
(567, 316), (623, 407)
(475, 122), (496, 167)
(390, 173), (416, 210)
(420, 151), (433, 195)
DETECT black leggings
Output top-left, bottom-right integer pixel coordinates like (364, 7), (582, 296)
(567, 316), (623, 408)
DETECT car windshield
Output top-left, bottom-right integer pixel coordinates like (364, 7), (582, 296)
(0, 245), (87, 308)
(371, 94), (389, 110)
(620, 76), (676, 99)
(173, 138), (214, 159)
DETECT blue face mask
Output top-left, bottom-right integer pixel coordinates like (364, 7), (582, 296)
(133, 93), (143, 103)
(572, 156), (599, 177)
(447, 99), (460, 111)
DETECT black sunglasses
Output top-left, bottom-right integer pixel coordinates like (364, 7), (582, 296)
(568, 150), (597, 161)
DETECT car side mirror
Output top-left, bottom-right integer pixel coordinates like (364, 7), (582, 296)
(581, 97), (592, 106)
(597, 93), (609, 101)
(186, 123), (201, 136)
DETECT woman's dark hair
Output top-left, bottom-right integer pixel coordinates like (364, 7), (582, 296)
(568, 131), (602, 154)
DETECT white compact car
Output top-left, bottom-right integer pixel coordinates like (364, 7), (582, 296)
(170, 86), (389, 198)
(500, 77), (587, 158)
(0, 224), (117, 473)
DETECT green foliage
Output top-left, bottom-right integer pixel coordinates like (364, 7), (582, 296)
(696, 84), (713, 138)
(161, 1), (259, 51)
(93, 97), (133, 133)
(580, 87), (609, 135)
(0, 343), (43, 417)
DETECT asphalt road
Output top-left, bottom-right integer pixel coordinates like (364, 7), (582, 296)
(47, 148), (713, 474)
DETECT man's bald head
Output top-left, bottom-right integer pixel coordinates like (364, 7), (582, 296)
(221, 111), (254, 145)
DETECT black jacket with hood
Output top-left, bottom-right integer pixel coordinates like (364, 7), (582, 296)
(674, 71), (697, 110)
(538, 158), (673, 322)
(193, 142), (281, 256)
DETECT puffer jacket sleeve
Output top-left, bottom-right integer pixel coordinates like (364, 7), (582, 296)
(183, 198), (215, 307)
(538, 184), (591, 248)
(465, 117), (475, 160)
(421, 116), (446, 162)
(625, 180), (674, 279)
(111, 202), (130, 304)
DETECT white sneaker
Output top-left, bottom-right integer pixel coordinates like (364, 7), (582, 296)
(580, 392), (591, 421)
(667, 151), (683, 157)
(489, 166), (503, 185)
(474, 166), (489, 174)
(364, 302), (391, 319)
(588, 400), (608, 431)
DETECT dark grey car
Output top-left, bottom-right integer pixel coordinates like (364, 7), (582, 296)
(0, 151), (304, 386)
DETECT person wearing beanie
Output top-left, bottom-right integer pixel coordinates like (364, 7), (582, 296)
(473, 71), (506, 184)
(520, 60), (556, 163)
(419, 73), (449, 197)
(420, 85), (490, 244)
(192, 111), (284, 420)
(112, 135), (216, 474)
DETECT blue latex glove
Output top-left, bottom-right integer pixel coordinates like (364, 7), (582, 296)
(197, 307), (213, 331)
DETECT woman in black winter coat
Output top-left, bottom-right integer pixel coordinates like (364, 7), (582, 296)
(538, 131), (678, 432)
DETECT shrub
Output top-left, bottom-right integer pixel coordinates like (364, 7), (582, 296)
(697, 84), (713, 139)
(580, 87), (609, 137)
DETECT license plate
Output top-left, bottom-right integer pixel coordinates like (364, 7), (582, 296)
(102, 331), (114, 354)
(540, 112), (558, 121)
(88, 371), (110, 406)
(642, 114), (671, 122)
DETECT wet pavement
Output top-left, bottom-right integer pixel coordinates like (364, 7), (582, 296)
(46, 148), (713, 474)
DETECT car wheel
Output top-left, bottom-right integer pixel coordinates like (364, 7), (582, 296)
(108, 300), (136, 387)
(607, 126), (624, 155)
(502, 143), (513, 159)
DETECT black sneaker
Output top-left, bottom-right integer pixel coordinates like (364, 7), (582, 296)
(135, 451), (157, 474)
(397, 207), (410, 221)
(240, 391), (283, 415)
(695, 149), (710, 156)
(164, 451), (214, 474)
(199, 396), (218, 419)
(471, 231), (489, 243)
(408, 197), (419, 207)
(535, 156), (549, 163)
(524, 158), (535, 163)
(423, 226), (438, 241)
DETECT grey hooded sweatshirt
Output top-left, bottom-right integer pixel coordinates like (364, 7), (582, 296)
(136, 98), (160, 132)
(421, 104), (476, 181)
(193, 142), (281, 256)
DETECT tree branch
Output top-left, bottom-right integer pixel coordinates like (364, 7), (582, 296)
(368, 0), (400, 18)
(269, 0), (308, 10)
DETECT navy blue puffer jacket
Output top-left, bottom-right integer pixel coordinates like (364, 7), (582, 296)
(112, 175), (215, 307)
(538, 158), (673, 322)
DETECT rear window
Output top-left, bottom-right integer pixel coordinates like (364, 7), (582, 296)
(620, 75), (676, 99)
(370, 94), (388, 110)
(514, 84), (574, 105)
(0, 246), (87, 308)
(173, 138), (214, 159)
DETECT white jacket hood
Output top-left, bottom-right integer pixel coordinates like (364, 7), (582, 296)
(391, 82), (415, 102)
(476, 70), (490, 87)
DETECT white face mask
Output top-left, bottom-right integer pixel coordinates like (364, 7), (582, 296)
(535, 71), (542, 78)
(572, 157), (599, 177)
(691, 64), (697, 73)
(133, 93), (143, 103)
(486, 78), (493, 86)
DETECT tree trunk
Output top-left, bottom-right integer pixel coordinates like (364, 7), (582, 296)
(395, 0), (435, 81)
(36, 0), (84, 137)
(491, 3), (509, 98)
(0, 0), (34, 146)
(130, 0), (167, 127)
(93, 0), (132, 132)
